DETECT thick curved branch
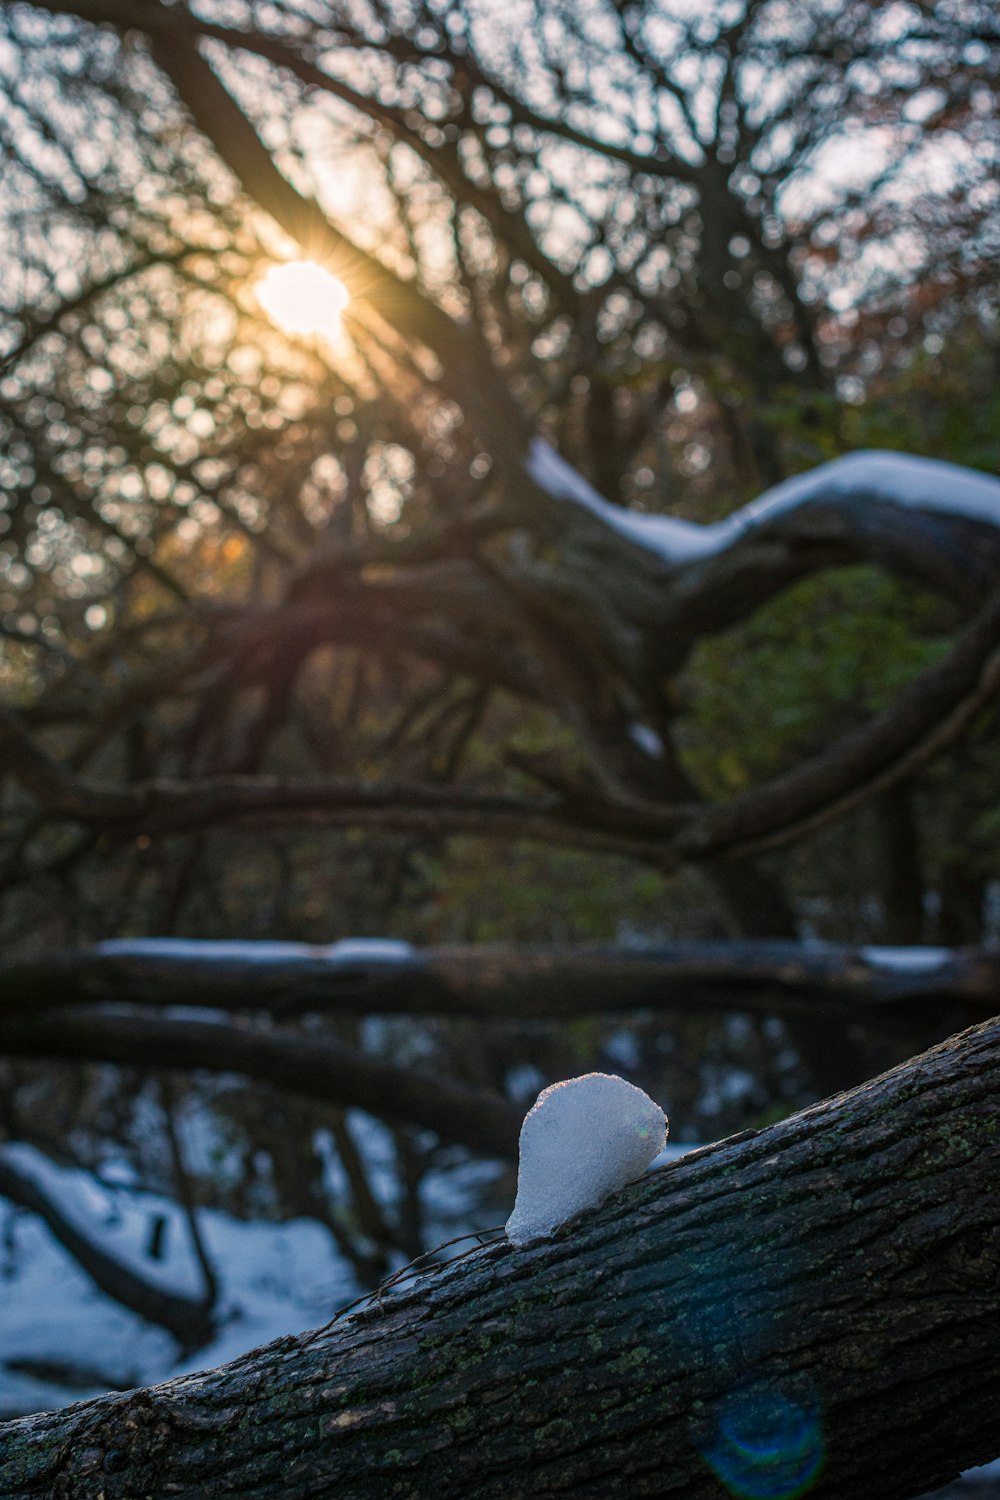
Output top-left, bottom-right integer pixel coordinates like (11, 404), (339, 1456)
(2, 1017), (999, 1497)
(262, 455), (1000, 693)
(4, 568), (1000, 869)
(0, 1007), (521, 1160)
(239, 455), (1000, 737)
(523, 446), (1000, 674)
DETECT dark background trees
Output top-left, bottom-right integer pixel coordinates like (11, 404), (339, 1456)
(0, 1), (999, 1486)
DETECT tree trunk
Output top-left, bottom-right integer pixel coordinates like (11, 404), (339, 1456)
(876, 782), (925, 944)
(2, 1017), (998, 1500)
(702, 856), (870, 1095)
(937, 864), (987, 948)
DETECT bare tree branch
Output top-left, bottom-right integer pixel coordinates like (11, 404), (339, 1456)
(0, 1006), (521, 1158)
(4, 569), (1000, 871)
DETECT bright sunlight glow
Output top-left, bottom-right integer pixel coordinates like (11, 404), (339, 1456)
(255, 260), (349, 342)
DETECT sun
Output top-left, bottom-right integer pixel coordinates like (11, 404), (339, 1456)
(255, 260), (349, 342)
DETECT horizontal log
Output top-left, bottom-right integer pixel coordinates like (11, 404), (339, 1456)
(2, 939), (997, 1023)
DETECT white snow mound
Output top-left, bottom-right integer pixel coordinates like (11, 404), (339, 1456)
(505, 1073), (668, 1247)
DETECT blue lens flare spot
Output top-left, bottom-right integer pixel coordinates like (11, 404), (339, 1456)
(698, 1382), (824, 1499)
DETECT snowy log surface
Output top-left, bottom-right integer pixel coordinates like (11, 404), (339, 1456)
(1, 1017), (998, 1500)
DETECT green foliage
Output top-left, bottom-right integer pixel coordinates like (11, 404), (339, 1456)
(418, 840), (675, 944)
(680, 567), (952, 799)
(844, 325), (1000, 476)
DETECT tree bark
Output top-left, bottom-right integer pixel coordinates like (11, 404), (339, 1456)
(698, 857), (870, 1096)
(2, 1017), (998, 1500)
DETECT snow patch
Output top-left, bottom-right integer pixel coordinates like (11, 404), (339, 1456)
(505, 1073), (667, 1247)
(326, 939), (416, 963)
(859, 946), (952, 972)
(0, 1153), (358, 1419)
(738, 450), (1000, 530)
(525, 437), (611, 513)
(603, 510), (727, 562)
(97, 938), (416, 965)
(628, 723), (665, 758)
(525, 438), (722, 563)
(0, 1144), (200, 1300)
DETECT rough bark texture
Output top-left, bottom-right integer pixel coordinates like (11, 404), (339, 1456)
(2, 1017), (998, 1500)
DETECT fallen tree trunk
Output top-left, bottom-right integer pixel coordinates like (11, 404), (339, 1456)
(3, 938), (994, 1023)
(2, 1017), (998, 1500)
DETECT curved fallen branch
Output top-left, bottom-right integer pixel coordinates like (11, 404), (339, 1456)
(1, 1017), (998, 1498)
(0, 1007), (521, 1160)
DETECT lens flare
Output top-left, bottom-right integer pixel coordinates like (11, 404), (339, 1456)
(699, 1382), (824, 1499)
(255, 260), (349, 342)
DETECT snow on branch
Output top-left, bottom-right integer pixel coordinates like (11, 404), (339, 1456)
(527, 440), (1000, 569)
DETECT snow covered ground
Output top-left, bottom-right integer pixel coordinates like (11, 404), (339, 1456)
(0, 1166), (358, 1419)
(921, 1464), (1000, 1499)
(0, 1120), (506, 1420)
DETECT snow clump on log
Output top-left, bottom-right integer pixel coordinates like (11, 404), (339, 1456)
(506, 1073), (668, 1246)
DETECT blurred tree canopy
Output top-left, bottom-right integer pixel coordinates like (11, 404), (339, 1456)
(1, 0), (997, 958)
